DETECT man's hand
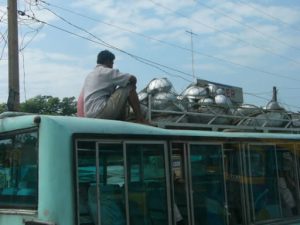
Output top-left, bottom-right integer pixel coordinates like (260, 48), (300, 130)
(129, 76), (137, 85)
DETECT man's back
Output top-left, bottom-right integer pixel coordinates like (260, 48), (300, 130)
(83, 65), (131, 118)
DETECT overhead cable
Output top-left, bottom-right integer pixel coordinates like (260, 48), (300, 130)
(149, 0), (300, 52)
(35, 2), (300, 83)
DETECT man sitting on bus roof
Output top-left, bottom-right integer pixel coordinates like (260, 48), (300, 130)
(78, 50), (147, 123)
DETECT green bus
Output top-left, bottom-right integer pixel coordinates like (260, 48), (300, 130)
(1, 112), (300, 225)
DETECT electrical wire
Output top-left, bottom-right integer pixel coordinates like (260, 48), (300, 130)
(18, 10), (194, 83)
(19, 23), (44, 51)
(244, 92), (270, 101)
(22, 2), (194, 82)
(20, 50), (27, 101)
(35, 1), (300, 83)
(235, 0), (300, 33)
(39, 0), (300, 67)
(277, 87), (300, 90)
(149, 0), (300, 52)
(194, 0), (300, 65)
(0, 29), (7, 60)
(245, 91), (300, 110)
(16, 2), (300, 110)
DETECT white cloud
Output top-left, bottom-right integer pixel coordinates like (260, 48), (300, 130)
(1, 0), (300, 111)
(0, 48), (90, 103)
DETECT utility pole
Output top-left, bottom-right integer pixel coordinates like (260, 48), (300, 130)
(7, 0), (20, 111)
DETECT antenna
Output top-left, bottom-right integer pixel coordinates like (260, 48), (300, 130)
(186, 30), (196, 82)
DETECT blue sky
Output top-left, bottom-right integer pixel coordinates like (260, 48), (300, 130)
(0, 0), (300, 111)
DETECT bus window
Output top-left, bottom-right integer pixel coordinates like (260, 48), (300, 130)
(172, 143), (189, 225)
(97, 143), (125, 225)
(0, 131), (38, 210)
(246, 144), (280, 222)
(189, 144), (226, 225)
(77, 143), (97, 225)
(276, 144), (299, 217)
(224, 144), (244, 225)
(126, 143), (169, 225)
(77, 142), (126, 225)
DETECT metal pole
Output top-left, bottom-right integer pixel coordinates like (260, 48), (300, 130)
(7, 0), (20, 111)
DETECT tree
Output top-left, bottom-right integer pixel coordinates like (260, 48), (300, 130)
(0, 95), (77, 116)
(20, 95), (60, 114)
(60, 97), (77, 115)
(0, 103), (6, 114)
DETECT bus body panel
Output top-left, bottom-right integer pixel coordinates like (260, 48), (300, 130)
(1, 114), (300, 225)
(37, 117), (75, 225)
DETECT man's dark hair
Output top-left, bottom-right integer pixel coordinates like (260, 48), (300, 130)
(97, 50), (115, 64)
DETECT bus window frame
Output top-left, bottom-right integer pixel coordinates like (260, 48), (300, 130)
(74, 136), (300, 225)
(124, 140), (171, 225)
(223, 142), (247, 225)
(244, 142), (300, 224)
(295, 144), (300, 209)
(245, 143), (277, 223)
(170, 141), (192, 225)
(74, 138), (171, 225)
(276, 143), (300, 219)
(0, 127), (39, 215)
(187, 141), (227, 225)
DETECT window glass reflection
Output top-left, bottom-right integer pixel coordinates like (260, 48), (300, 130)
(247, 145), (280, 222)
(0, 132), (38, 210)
(126, 143), (168, 225)
(77, 149), (96, 225)
(224, 144), (243, 225)
(277, 144), (299, 217)
(190, 144), (226, 225)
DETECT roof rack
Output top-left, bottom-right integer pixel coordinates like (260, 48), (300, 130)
(138, 78), (300, 133)
(143, 96), (300, 133)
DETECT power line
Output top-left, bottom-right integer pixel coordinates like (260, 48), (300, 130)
(149, 0), (300, 52)
(278, 100), (300, 111)
(40, 0), (300, 66)
(18, 10), (194, 83)
(245, 90), (300, 110)
(244, 92), (270, 101)
(7, 2), (300, 110)
(189, 31), (300, 82)
(277, 87), (300, 90)
(0, 29), (7, 60)
(16, 2), (300, 112)
(194, 0), (300, 65)
(19, 23), (44, 51)
(235, 0), (300, 33)
(18, 21), (44, 103)
(20, 50), (27, 101)
(36, 1), (300, 83)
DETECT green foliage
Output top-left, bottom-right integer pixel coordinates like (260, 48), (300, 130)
(0, 95), (79, 116)
(60, 97), (77, 115)
(0, 103), (6, 114)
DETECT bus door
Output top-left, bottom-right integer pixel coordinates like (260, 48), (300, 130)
(188, 143), (227, 225)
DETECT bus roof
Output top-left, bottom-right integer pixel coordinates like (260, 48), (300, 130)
(1, 112), (300, 141)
